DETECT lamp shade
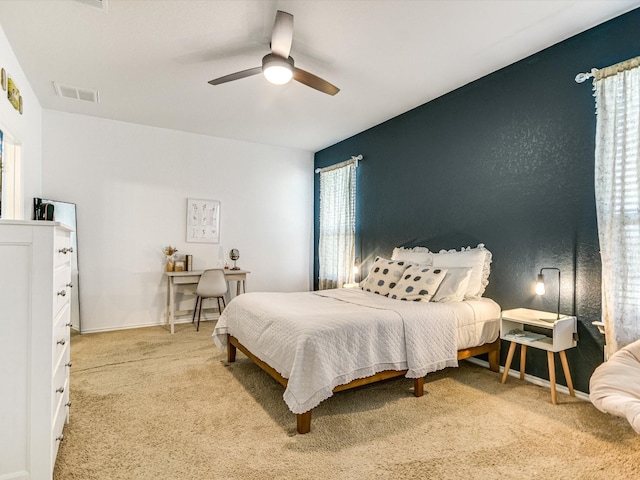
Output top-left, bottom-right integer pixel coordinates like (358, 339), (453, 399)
(536, 267), (561, 319)
(535, 274), (546, 295)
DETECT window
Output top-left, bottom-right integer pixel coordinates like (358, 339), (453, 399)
(0, 127), (22, 219)
(318, 158), (357, 289)
(594, 57), (640, 354)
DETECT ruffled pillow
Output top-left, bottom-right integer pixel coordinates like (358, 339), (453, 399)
(389, 266), (448, 302)
(362, 257), (410, 296)
(391, 246), (432, 265)
(431, 244), (492, 299)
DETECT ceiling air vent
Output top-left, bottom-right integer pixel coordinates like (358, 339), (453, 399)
(74, 0), (108, 11)
(53, 82), (100, 103)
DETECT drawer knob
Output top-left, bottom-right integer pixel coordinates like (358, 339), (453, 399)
(66, 282), (74, 288)
(57, 290), (67, 297)
(56, 434), (64, 442)
(57, 338), (66, 345)
(65, 401), (72, 408)
(65, 361), (73, 368)
(56, 386), (65, 393)
(58, 247), (70, 254)
(65, 322), (72, 327)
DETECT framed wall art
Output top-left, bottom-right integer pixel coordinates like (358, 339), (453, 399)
(186, 198), (220, 243)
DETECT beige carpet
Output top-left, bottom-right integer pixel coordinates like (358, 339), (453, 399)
(55, 324), (640, 480)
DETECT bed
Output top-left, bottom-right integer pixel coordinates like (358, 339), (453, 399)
(212, 286), (501, 433)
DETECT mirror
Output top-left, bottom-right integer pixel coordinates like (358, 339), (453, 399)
(35, 198), (81, 332)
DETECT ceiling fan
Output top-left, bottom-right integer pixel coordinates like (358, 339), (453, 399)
(208, 10), (340, 96)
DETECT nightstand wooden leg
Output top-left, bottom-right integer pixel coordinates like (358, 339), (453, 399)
(501, 342), (517, 384)
(519, 344), (527, 380)
(559, 350), (575, 397)
(548, 351), (557, 405)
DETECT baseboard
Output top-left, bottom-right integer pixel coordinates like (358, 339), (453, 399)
(79, 316), (218, 334)
(466, 357), (590, 402)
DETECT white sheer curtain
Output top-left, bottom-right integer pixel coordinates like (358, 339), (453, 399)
(594, 57), (640, 354)
(318, 159), (357, 290)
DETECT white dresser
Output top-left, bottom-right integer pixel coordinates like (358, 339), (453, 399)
(0, 220), (73, 480)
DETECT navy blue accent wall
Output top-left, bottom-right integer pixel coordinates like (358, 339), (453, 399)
(314, 9), (640, 393)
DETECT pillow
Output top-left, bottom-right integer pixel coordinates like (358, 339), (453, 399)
(431, 267), (473, 303)
(431, 244), (492, 299)
(389, 266), (448, 302)
(391, 246), (433, 265)
(362, 257), (410, 296)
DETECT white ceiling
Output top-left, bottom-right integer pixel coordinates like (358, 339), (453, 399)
(1, 0), (638, 152)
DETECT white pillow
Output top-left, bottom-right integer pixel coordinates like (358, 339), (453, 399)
(362, 257), (410, 297)
(431, 244), (492, 299)
(391, 246), (432, 265)
(431, 267), (473, 303)
(389, 266), (448, 302)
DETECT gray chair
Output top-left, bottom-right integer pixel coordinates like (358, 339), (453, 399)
(192, 269), (228, 331)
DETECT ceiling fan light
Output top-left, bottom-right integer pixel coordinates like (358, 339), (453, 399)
(262, 54), (294, 85)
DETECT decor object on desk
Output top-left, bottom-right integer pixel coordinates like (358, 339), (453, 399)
(163, 245), (178, 272)
(229, 248), (240, 270)
(186, 198), (220, 243)
(536, 267), (561, 319)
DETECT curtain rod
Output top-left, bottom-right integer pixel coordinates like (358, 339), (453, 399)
(315, 154), (363, 174)
(575, 68), (598, 83)
(575, 56), (640, 83)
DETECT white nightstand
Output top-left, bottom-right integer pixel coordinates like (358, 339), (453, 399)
(500, 308), (577, 404)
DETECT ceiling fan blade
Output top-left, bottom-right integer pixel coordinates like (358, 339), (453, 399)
(270, 10), (293, 58)
(293, 68), (340, 96)
(208, 66), (262, 85)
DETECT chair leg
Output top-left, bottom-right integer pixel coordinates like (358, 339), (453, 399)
(216, 297), (222, 317)
(196, 296), (204, 331)
(221, 296), (226, 311)
(192, 296), (200, 324)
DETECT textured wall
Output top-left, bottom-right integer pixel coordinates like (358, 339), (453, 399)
(314, 9), (640, 393)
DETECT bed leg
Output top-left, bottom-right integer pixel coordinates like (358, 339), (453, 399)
(297, 411), (312, 434)
(488, 347), (500, 373)
(414, 377), (424, 397)
(227, 337), (237, 363)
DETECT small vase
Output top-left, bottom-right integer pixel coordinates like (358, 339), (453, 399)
(166, 259), (175, 272)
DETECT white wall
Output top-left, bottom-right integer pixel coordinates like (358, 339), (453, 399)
(42, 111), (314, 332)
(0, 25), (42, 219)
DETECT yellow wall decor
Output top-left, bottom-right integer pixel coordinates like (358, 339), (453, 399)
(7, 77), (22, 113)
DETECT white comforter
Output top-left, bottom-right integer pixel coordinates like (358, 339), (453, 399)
(212, 288), (490, 414)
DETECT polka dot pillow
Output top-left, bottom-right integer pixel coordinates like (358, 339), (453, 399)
(389, 266), (448, 302)
(362, 257), (410, 296)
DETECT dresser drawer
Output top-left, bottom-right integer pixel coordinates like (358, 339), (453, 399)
(51, 302), (71, 346)
(54, 230), (72, 267)
(51, 328), (71, 380)
(51, 377), (69, 465)
(54, 264), (71, 317)
(52, 349), (69, 402)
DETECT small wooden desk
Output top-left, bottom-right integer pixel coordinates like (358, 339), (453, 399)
(500, 308), (577, 404)
(166, 269), (250, 334)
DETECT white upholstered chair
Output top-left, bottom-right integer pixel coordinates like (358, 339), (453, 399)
(590, 338), (640, 433)
(192, 269), (228, 331)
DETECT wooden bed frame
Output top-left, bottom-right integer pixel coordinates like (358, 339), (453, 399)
(227, 334), (500, 434)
